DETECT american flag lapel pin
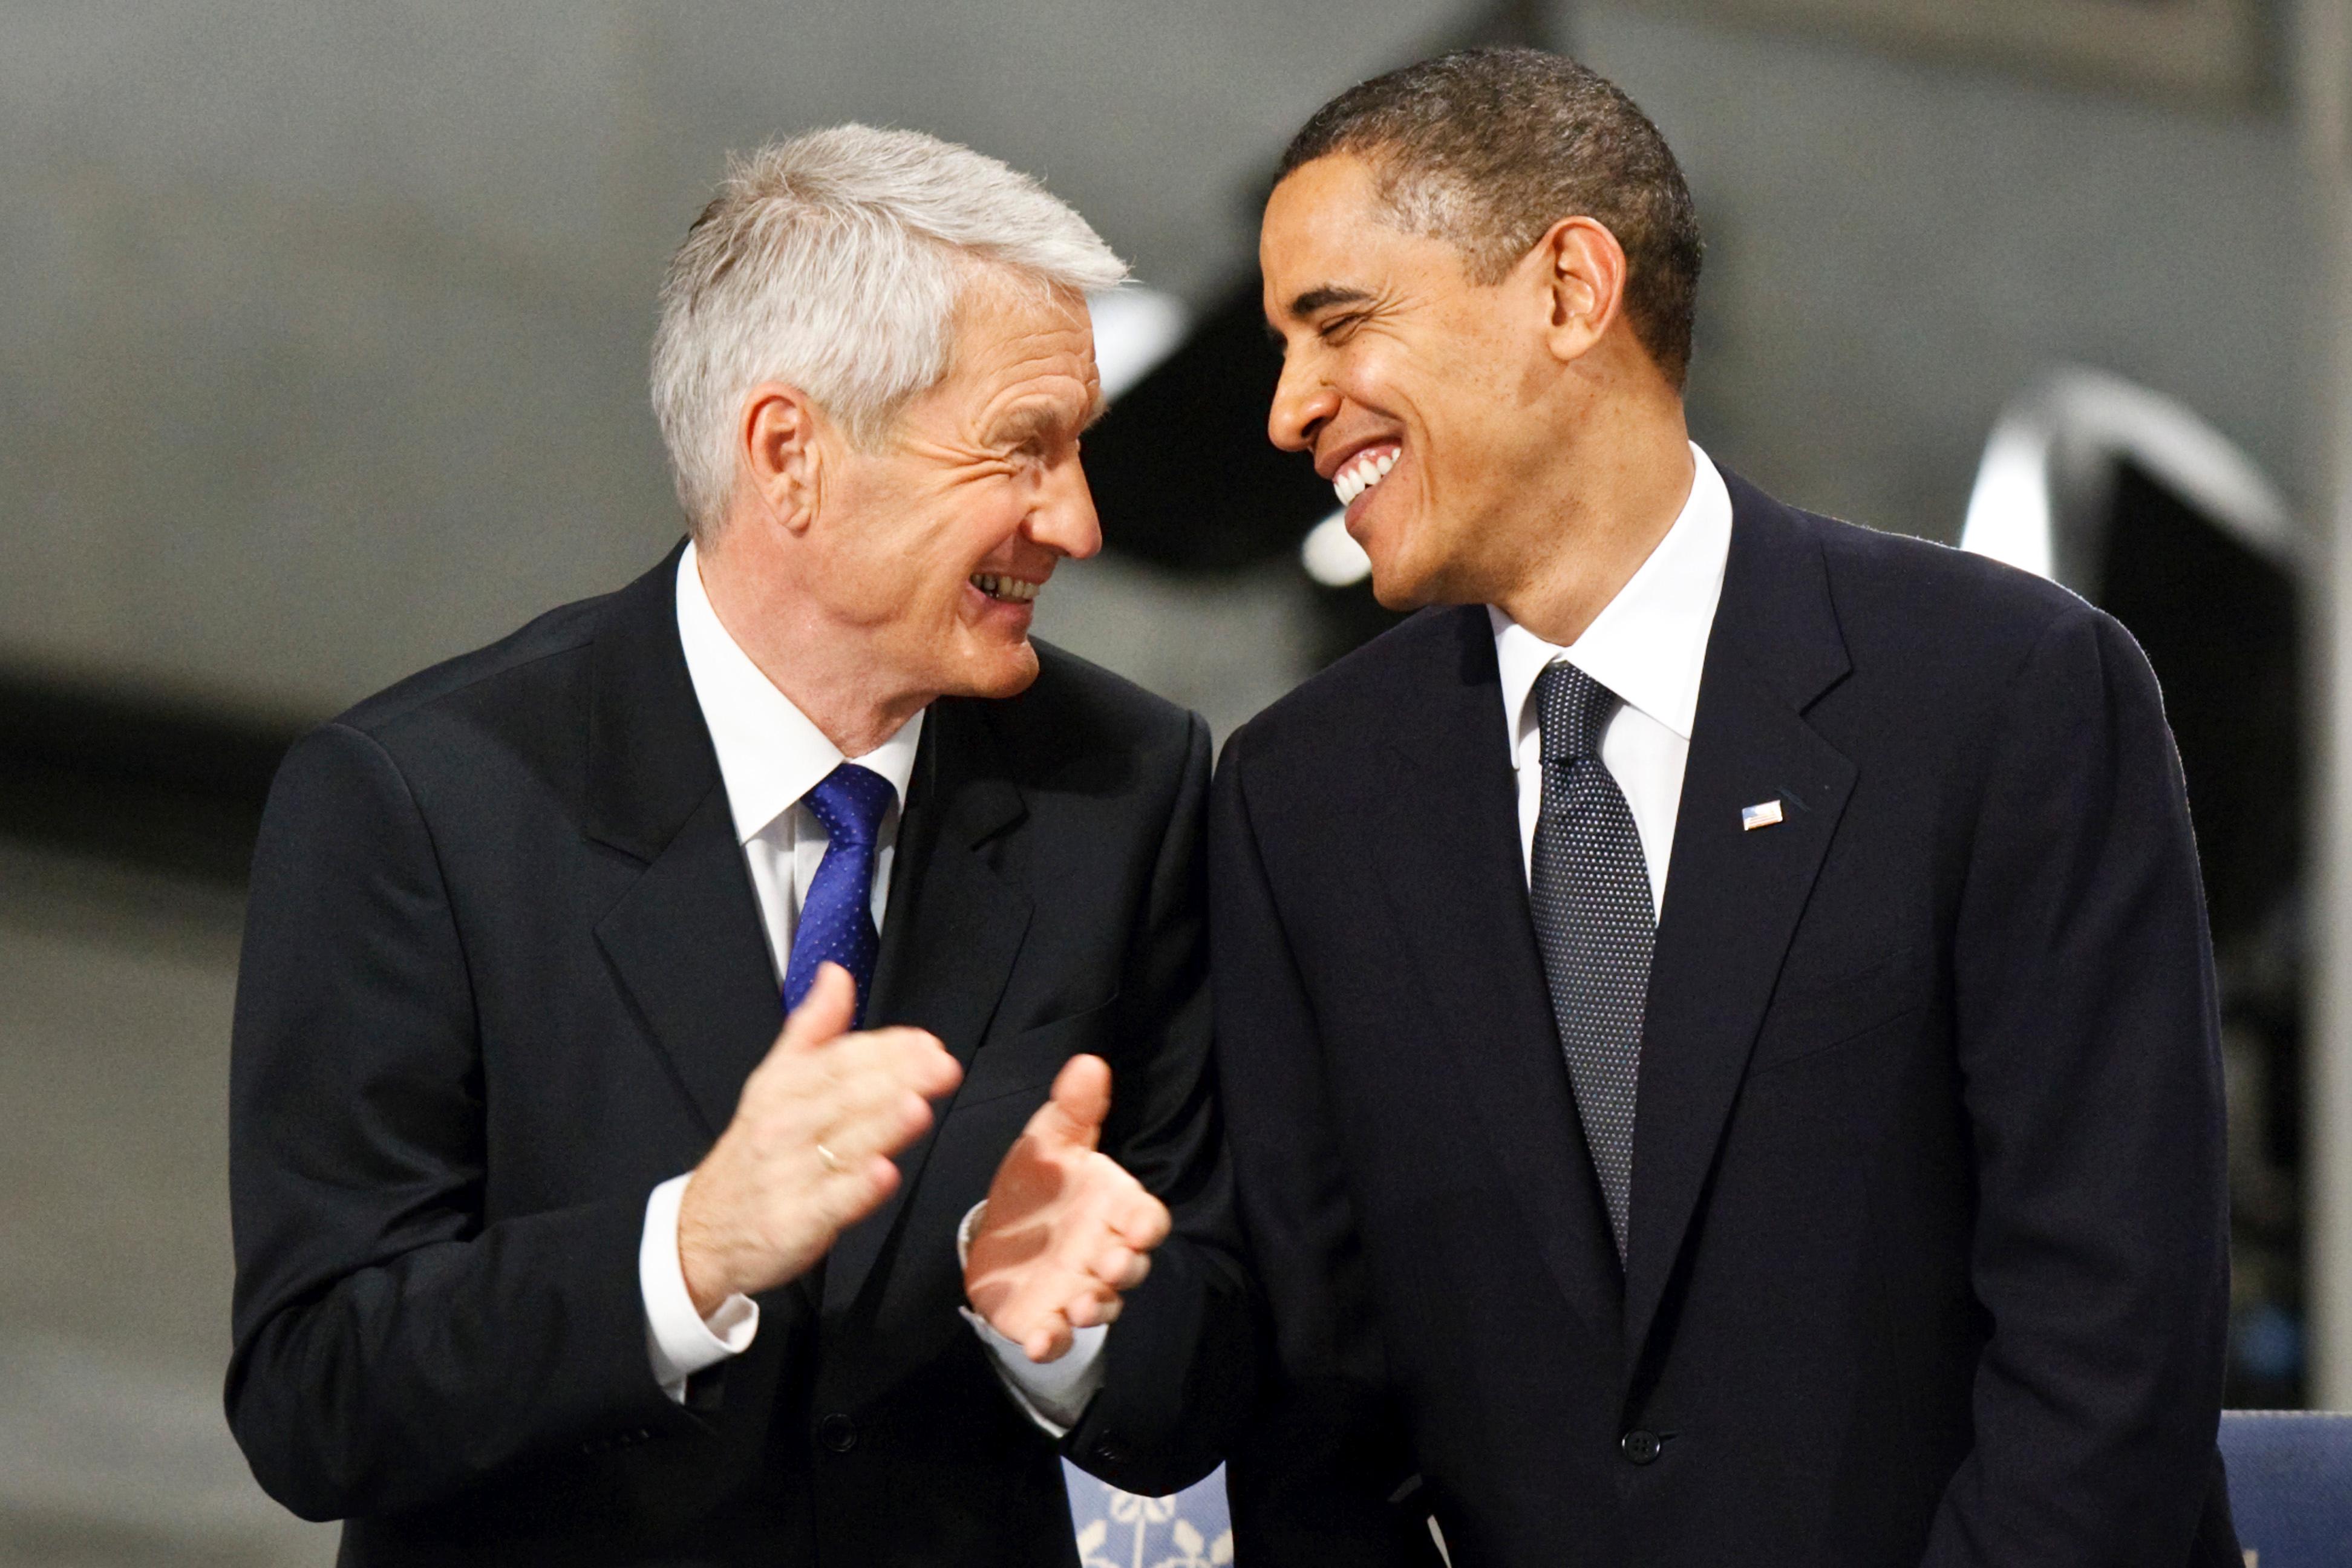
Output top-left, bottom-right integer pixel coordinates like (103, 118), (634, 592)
(1741, 799), (1784, 832)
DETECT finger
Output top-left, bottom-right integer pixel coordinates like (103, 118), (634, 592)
(1067, 1287), (1123, 1328)
(1028, 1054), (1112, 1152)
(798, 1040), (938, 1162)
(779, 964), (859, 1053)
(1090, 1244), (1151, 1293)
(889, 1030), (962, 1099)
(1024, 1316), (1073, 1364)
(818, 1031), (948, 1117)
(836, 1027), (961, 1100)
(866, 1035), (962, 1119)
(1112, 1190), (1172, 1252)
(1080, 1241), (1134, 1281)
(815, 1084), (936, 1166)
(1063, 1161), (1168, 1249)
(810, 1151), (901, 1235)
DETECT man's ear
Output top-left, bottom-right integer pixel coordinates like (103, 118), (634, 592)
(1535, 215), (1630, 366)
(739, 382), (826, 534)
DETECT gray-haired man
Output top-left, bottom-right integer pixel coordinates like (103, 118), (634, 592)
(226, 125), (1253, 1565)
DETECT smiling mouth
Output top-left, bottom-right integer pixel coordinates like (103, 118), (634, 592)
(1331, 445), (1399, 508)
(969, 572), (1040, 603)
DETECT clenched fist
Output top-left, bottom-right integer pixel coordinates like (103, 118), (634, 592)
(678, 963), (962, 1316)
(964, 1054), (1172, 1362)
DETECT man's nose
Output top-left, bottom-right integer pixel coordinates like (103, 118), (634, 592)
(1267, 356), (1337, 454)
(1028, 458), (1103, 561)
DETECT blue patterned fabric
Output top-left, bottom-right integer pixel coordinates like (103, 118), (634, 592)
(1063, 1462), (1233, 1567)
(780, 762), (894, 1022)
(2218, 1409), (2352, 1567)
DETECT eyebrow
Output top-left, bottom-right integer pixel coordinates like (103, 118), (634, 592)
(1285, 284), (1376, 321)
(992, 399), (1097, 446)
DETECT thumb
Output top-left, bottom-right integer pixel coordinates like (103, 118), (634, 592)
(1032, 1054), (1112, 1152)
(781, 962), (858, 1051)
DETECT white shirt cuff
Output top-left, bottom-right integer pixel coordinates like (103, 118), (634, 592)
(956, 1200), (1109, 1436)
(641, 1172), (759, 1403)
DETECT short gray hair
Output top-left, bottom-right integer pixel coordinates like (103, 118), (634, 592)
(651, 124), (1128, 534)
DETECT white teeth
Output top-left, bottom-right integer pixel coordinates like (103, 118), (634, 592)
(970, 573), (1039, 603)
(1331, 448), (1399, 507)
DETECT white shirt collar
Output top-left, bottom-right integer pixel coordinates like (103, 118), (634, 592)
(1491, 442), (1733, 751)
(674, 540), (924, 846)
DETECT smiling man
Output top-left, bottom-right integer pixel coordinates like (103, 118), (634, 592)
(1212, 49), (2238, 1567)
(226, 126), (1251, 1565)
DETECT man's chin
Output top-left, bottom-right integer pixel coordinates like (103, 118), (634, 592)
(1368, 570), (1431, 613)
(1367, 549), (1450, 612)
(946, 639), (1042, 702)
(1368, 538), (1488, 613)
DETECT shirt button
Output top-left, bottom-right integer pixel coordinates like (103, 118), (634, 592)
(1620, 1429), (1662, 1466)
(817, 1413), (859, 1454)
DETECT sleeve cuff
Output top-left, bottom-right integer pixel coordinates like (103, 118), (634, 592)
(955, 1200), (1109, 1436)
(641, 1172), (759, 1403)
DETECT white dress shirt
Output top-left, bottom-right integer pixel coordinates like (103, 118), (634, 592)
(1491, 443), (1733, 911)
(638, 542), (1105, 1431)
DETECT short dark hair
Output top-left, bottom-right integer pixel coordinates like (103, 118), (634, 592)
(1279, 47), (1704, 388)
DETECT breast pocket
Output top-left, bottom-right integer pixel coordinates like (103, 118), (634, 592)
(1748, 947), (1932, 1074)
(955, 995), (1120, 1109)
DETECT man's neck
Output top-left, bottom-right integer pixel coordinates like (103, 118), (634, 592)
(1486, 402), (1695, 649)
(694, 542), (928, 760)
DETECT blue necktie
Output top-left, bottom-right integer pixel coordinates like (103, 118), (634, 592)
(781, 762), (897, 1023)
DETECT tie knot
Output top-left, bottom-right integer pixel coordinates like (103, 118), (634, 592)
(1534, 661), (1619, 762)
(803, 762), (895, 848)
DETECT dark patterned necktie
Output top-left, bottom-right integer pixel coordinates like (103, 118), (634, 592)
(1528, 661), (1656, 1262)
(780, 762), (896, 1024)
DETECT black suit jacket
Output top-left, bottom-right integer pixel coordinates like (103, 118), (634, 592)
(1210, 477), (2237, 1567)
(226, 546), (1253, 1566)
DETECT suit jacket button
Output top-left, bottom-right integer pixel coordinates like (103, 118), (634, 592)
(1094, 1431), (1126, 1465)
(818, 1414), (859, 1454)
(1620, 1429), (1662, 1466)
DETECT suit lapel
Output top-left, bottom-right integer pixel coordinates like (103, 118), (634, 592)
(584, 544), (784, 1139)
(1622, 479), (1855, 1370)
(1375, 609), (1622, 1341)
(596, 787), (787, 1137)
(822, 700), (1031, 1316)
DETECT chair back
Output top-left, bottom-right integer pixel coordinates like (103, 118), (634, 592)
(2218, 1410), (2352, 1566)
(1063, 1460), (1232, 1567)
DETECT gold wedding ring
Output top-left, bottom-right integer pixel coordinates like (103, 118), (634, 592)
(815, 1142), (846, 1174)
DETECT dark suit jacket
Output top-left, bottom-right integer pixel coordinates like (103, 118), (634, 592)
(226, 546), (1253, 1566)
(1210, 475), (2237, 1567)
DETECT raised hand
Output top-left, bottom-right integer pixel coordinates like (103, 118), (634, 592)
(677, 963), (962, 1316)
(964, 1054), (1172, 1362)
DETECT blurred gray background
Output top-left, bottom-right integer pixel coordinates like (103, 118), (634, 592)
(2, 0), (2310, 730)
(2, 1), (2340, 1561)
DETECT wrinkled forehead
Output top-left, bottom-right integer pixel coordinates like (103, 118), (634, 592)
(931, 272), (1105, 432)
